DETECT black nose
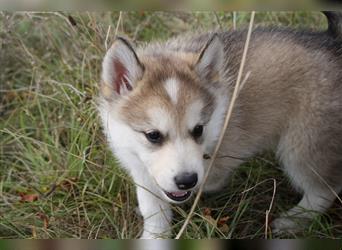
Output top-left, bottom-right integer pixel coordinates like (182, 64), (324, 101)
(174, 172), (198, 190)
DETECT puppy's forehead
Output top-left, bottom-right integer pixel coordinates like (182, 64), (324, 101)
(119, 56), (214, 131)
(164, 78), (179, 105)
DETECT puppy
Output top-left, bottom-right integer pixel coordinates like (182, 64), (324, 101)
(98, 12), (342, 238)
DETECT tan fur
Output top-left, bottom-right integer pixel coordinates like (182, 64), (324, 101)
(117, 55), (214, 135)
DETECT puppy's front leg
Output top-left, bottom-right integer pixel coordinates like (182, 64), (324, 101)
(136, 183), (172, 239)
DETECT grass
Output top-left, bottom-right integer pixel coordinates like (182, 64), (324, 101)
(0, 11), (341, 239)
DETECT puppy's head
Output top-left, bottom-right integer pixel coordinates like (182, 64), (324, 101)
(99, 35), (227, 203)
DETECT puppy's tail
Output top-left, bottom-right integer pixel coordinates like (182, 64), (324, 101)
(323, 11), (342, 40)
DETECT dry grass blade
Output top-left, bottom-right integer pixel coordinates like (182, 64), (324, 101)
(233, 12), (237, 30)
(265, 179), (276, 239)
(213, 11), (223, 29)
(175, 11), (256, 239)
(309, 166), (342, 205)
(115, 11), (123, 37)
(105, 25), (112, 50)
(238, 176), (277, 236)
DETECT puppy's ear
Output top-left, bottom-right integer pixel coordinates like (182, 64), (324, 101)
(195, 34), (224, 82)
(101, 37), (144, 99)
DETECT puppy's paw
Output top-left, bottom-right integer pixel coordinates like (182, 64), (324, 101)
(140, 231), (166, 239)
(271, 216), (301, 235)
(140, 231), (155, 239)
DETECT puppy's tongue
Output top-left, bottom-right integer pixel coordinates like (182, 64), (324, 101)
(170, 191), (187, 197)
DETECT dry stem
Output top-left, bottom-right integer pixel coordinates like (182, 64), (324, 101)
(175, 11), (256, 239)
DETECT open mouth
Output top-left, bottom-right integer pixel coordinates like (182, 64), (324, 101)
(164, 190), (192, 202)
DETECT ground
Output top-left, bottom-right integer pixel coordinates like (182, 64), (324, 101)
(0, 11), (341, 239)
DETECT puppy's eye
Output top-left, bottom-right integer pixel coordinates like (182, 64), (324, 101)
(145, 130), (163, 144)
(191, 125), (203, 139)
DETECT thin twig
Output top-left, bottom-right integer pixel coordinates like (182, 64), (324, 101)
(105, 25), (111, 50)
(239, 71), (251, 92)
(114, 11), (123, 37)
(265, 178), (276, 239)
(233, 12), (237, 30)
(213, 11), (222, 29)
(241, 178), (276, 194)
(48, 12), (77, 33)
(238, 177), (277, 238)
(175, 11), (256, 239)
(309, 165), (342, 205)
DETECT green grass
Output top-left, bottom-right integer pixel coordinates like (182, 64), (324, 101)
(0, 11), (341, 239)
